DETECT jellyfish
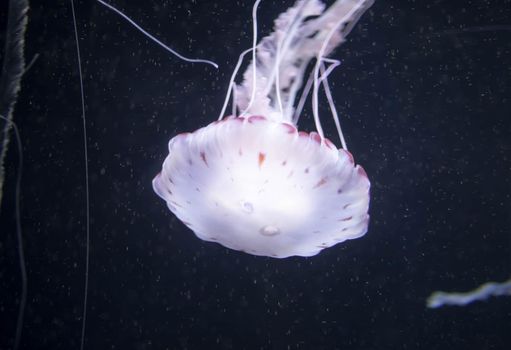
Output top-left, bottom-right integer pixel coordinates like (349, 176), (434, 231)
(427, 277), (511, 308)
(152, 0), (373, 258)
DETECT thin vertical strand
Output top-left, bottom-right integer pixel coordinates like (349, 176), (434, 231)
(274, 46), (284, 116)
(232, 86), (238, 117)
(285, 60), (308, 121)
(218, 48), (252, 120)
(69, 2), (90, 350)
(0, 115), (25, 350)
(319, 60), (347, 150)
(311, 63), (324, 137)
(292, 70), (314, 125)
(240, 0), (262, 116)
(312, 4), (363, 138)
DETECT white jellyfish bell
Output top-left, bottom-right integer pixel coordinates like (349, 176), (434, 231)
(153, 0), (373, 258)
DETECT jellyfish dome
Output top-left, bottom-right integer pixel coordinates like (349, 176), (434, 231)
(153, 0), (373, 258)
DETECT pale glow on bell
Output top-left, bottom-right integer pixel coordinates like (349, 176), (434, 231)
(153, 0), (373, 258)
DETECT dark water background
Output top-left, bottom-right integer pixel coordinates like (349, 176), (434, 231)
(1, 0), (510, 349)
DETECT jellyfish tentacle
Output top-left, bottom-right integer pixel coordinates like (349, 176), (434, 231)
(236, 0), (325, 121)
(319, 59), (348, 150)
(218, 48), (253, 121)
(263, 0), (311, 121)
(286, 58), (310, 120)
(232, 84), (238, 117)
(292, 70), (315, 125)
(236, 0), (373, 131)
(239, 0), (263, 118)
(96, 0), (218, 68)
(274, 45), (284, 117)
(312, 0), (374, 138)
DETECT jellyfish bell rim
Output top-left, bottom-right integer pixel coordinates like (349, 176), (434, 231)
(152, 115), (370, 258)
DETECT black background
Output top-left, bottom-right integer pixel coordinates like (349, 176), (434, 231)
(1, 0), (510, 349)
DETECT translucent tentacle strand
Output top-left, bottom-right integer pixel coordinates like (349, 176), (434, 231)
(234, 0), (373, 129)
(96, 0), (218, 68)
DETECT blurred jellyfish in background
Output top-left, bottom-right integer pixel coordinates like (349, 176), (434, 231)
(0, 1), (28, 350)
(427, 278), (511, 308)
(0, 0), (28, 206)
